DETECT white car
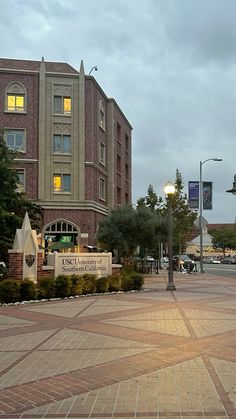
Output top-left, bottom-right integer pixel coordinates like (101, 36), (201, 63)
(204, 257), (221, 264)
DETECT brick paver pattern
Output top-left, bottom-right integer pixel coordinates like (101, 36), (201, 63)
(0, 270), (236, 418)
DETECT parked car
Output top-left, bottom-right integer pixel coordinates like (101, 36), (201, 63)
(173, 255), (196, 272)
(203, 256), (221, 264)
(222, 256), (236, 264)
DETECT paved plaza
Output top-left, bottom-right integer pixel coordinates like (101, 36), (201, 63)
(0, 270), (236, 418)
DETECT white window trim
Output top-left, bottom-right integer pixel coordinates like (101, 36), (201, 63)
(5, 128), (26, 153)
(53, 173), (72, 194)
(53, 95), (72, 116)
(99, 99), (106, 131)
(99, 177), (106, 201)
(99, 142), (106, 165)
(5, 82), (27, 113)
(16, 168), (25, 193)
(53, 134), (71, 154)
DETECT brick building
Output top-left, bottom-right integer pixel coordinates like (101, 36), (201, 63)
(0, 57), (132, 250)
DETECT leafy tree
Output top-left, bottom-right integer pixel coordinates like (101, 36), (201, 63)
(136, 184), (163, 213)
(136, 173), (197, 257)
(0, 130), (42, 263)
(166, 169), (197, 254)
(209, 227), (236, 256)
(96, 205), (164, 263)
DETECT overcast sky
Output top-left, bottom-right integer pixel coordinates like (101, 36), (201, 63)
(1, 0), (236, 223)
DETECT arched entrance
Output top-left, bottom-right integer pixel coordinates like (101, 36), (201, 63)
(42, 219), (80, 252)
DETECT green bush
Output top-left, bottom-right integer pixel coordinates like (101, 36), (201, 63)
(81, 274), (97, 294)
(55, 275), (72, 298)
(0, 279), (20, 303)
(121, 275), (133, 291)
(38, 277), (55, 299)
(96, 276), (109, 293)
(121, 272), (144, 291)
(70, 274), (84, 296)
(20, 279), (37, 301)
(128, 272), (144, 290)
(0, 265), (8, 281)
(108, 274), (121, 292)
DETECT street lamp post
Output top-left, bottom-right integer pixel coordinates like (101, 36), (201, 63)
(199, 158), (223, 274)
(226, 174), (236, 195)
(164, 181), (176, 291)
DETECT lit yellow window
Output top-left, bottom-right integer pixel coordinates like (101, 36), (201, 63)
(64, 98), (71, 114)
(7, 94), (25, 112)
(53, 175), (61, 192)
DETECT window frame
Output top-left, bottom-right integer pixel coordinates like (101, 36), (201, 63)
(53, 174), (71, 193)
(5, 129), (26, 152)
(53, 134), (71, 154)
(99, 142), (106, 165)
(16, 169), (25, 193)
(99, 100), (106, 131)
(99, 177), (106, 201)
(53, 95), (72, 115)
(5, 82), (26, 113)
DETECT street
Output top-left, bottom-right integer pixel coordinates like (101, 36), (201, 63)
(203, 263), (236, 277)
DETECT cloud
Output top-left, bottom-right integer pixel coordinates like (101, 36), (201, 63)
(0, 0), (235, 222)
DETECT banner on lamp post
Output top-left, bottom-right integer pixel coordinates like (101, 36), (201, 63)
(188, 181), (199, 209)
(203, 181), (213, 210)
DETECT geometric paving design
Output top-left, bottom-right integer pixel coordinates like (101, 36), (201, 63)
(0, 270), (236, 418)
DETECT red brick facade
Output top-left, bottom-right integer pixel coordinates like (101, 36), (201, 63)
(0, 58), (132, 249)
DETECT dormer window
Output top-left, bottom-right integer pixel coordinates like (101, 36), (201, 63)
(5, 82), (26, 113)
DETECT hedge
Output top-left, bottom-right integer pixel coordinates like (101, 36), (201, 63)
(0, 272), (144, 303)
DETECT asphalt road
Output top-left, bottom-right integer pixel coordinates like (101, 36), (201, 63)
(203, 263), (236, 277)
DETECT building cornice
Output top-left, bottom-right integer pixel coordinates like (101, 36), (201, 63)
(36, 200), (109, 215)
(85, 161), (108, 176)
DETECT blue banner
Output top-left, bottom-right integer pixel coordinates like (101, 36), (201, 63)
(188, 181), (199, 209)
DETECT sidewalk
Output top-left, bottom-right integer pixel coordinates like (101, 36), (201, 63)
(0, 270), (236, 418)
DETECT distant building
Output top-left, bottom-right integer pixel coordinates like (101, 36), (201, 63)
(187, 216), (235, 251)
(0, 57), (132, 249)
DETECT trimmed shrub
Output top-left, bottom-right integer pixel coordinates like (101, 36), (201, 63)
(121, 275), (133, 291)
(70, 275), (85, 296)
(96, 276), (109, 293)
(55, 275), (72, 298)
(121, 272), (144, 291)
(128, 272), (144, 290)
(20, 279), (37, 301)
(81, 274), (97, 294)
(108, 274), (121, 292)
(0, 279), (20, 303)
(38, 277), (55, 299)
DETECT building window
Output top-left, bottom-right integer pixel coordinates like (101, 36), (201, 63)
(5, 129), (25, 152)
(53, 134), (71, 153)
(117, 122), (121, 142)
(53, 174), (71, 193)
(117, 155), (121, 173)
(16, 169), (25, 193)
(125, 163), (129, 180)
(7, 94), (25, 112)
(99, 142), (106, 164)
(125, 192), (129, 204)
(5, 82), (26, 113)
(125, 134), (129, 151)
(53, 96), (71, 115)
(99, 100), (105, 130)
(99, 177), (106, 200)
(117, 186), (121, 205)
